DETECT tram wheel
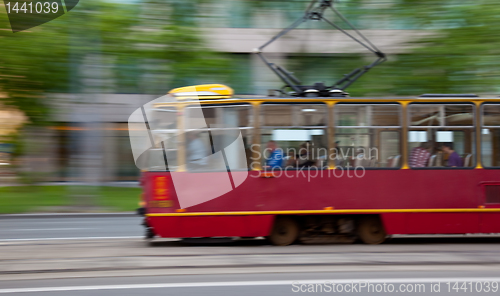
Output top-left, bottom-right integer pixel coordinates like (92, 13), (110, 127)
(357, 216), (387, 245)
(267, 216), (299, 246)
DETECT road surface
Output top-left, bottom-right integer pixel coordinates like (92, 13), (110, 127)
(1, 270), (500, 295)
(2, 216), (500, 295)
(0, 215), (142, 241)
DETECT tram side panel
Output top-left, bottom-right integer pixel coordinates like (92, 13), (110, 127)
(143, 171), (275, 238)
(143, 169), (500, 237)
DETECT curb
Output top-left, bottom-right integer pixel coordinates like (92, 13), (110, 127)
(0, 212), (137, 219)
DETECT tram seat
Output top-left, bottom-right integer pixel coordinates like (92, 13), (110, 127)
(390, 155), (400, 168)
(428, 155), (437, 167)
(387, 156), (393, 167)
(349, 157), (355, 167)
(354, 157), (373, 167)
(369, 156), (377, 167)
(463, 154), (472, 167)
(334, 157), (345, 167)
(317, 157), (328, 168)
(436, 152), (443, 167)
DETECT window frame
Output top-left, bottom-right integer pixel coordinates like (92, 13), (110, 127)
(146, 106), (180, 172)
(334, 103), (403, 128)
(408, 103), (475, 128)
(407, 102), (476, 170)
(260, 102), (328, 129)
(333, 102), (403, 170)
(260, 102), (329, 170)
(184, 103), (254, 132)
(183, 103), (255, 172)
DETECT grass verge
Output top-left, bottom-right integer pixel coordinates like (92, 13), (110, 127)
(0, 186), (141, 214)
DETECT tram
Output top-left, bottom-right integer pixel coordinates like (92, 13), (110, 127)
(134, 85), (500, 245)
(132, 0), (500, 245)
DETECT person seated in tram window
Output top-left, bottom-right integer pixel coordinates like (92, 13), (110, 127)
(298, 141), (316, 168)
(187, 132), (208, 170)
(353, 146), (367, 167)
(265, 140), (284, 169)
(285, 150), (298, 168)
(333, 141), (344, 167)
(409, 142), (431, 168)
(441, 142), (463, 167)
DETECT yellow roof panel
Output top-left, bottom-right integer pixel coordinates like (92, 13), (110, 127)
(168, 84), (233, 100)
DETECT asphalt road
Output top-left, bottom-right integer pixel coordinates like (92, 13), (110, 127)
(0, 216), (143, 240)
(1, 270), (500, 295)
(2, 216), (500, 295)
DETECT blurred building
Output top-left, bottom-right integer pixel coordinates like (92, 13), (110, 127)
(0, 105), (25, 171)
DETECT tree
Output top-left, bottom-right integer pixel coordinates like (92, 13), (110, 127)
(0, 0), (230, 126)
(351, 0), (500, 96)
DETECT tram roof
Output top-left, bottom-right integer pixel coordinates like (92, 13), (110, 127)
(161, 84), (498, 105)
(153, 95), (500, 107)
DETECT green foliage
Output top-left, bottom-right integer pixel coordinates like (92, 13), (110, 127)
(247, 0), (500, 96)
(352, 0), (500, 96)
(0, 0), (230, 125)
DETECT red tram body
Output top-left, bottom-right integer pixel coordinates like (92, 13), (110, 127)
(133, 89), (500, 245)
(143, 170), (500, 238)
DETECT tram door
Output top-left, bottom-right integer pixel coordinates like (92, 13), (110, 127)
(479, 104), (500, 232)
(479, 132), (500, 233)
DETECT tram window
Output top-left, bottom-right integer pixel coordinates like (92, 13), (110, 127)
(445, 105), (474, 126)
(149, 107), (177, 130)
(186, 104), (252, 129)
(260, 104), (328, 169)
(409, 105), (442, 126)
(151, 107), (178, 171)
(133, 107), (179, 172)
(481, 104), (500, 167)
(260, 104), (327, 127)
(410, 104), (474, 126)
(150, 132), (178, 170)
(335, 104), (400, 127)
(408, 104), (475, 168)
(185, 105), (253, 172)
(334, 104), (401, 168)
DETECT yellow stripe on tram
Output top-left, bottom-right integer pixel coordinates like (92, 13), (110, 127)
(146, 208), (500, 217)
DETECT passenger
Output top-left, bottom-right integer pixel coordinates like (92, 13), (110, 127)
(409, 142), (431, 168)
(298, 141), (316, 168)
(265, 140), (284, 169)
(354, 146), (366, 167)
(187, 132), (208, 169)
(333, 141), (346, 167)
(441, 142), (463, 167)
(355, 146), (366, 160)
(434, 145), (444, 167)
(334, 140), (340, 151)
(285, 150), (297, 168)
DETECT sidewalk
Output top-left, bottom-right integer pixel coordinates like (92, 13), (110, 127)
(0, 176), (18, 187)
